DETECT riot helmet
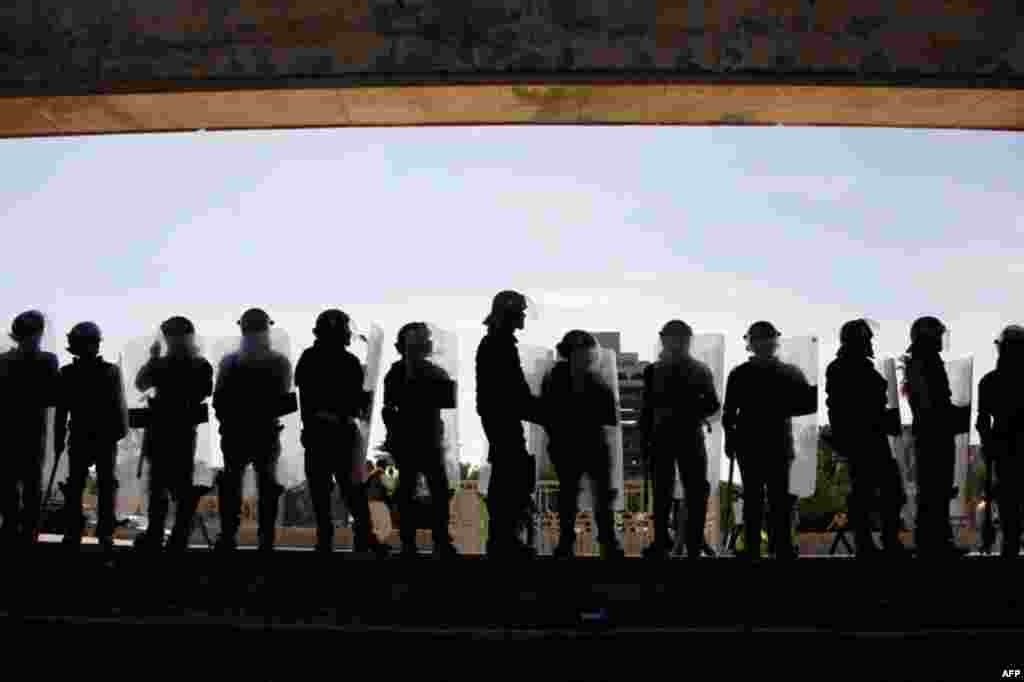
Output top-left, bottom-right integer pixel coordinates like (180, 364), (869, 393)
(67, 321), (102, 356)
(239, 308), (273, 334)
(10, 310), (45, 345)
(314, 309), (352, 345)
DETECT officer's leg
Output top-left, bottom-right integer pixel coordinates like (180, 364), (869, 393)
(94, 443), (117, 548)
(422, 455), (453, 551)
(168, 440), (199, 551)
(0, 464), (19, 544)
(767, 457), (795, 559)
(216, 445), (245, 550)
(303, 448), (334, 551)
(255, 453), (282, 552)
(879, 454), (908, 553)
(20, 447), (44, 545)
(143, 451), (171, 548)
(62, 445), (88, 547)
(846, 457), (877, 555)
(681, 449), (709, 558)
(736, 453), (764, 559)
(551, 457), (577, 553)
(586, 449), (620, 555)
(336, 456), (375, 553)
(997, 453), (1022, 558)
(651, 446), (677, 552)
(394, 456), (420, 553)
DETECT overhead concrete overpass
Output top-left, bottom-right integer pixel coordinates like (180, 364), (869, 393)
(0, 1), (1021, 137)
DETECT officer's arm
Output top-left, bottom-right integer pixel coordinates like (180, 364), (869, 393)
(639, 365), (653, 445)
(722, 369), (739, 456)
(135, 358), (157, 393)
(212, 356), (233, 421)
(112, 365), (130, 441)
(699, 365), (721, 421)
(788, 365), (817, 417)
(54, 369), (68, 454)
(44, 353), (60, 407)
(199, 360), (214, 400)
(510, 345), (543, 425)
(976, 377), (993, 448)
(353, 358), (372, 420)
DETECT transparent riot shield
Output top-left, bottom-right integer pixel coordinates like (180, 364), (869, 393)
(348, 322), (385, 485)
(426, 323), (460, 489)
(579, 348), (625, 513)
(877, 356), (914, 524)
(777, 335), (820, 498)
(209, 328), (302, 498)
(519, 344), (555, 483)
(1, 310), (64, 515)
(478, 462), (491, 498)
(120, 332), (216, 494)
(945, 356), (973, 520)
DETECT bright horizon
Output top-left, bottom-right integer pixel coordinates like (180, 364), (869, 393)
(2, 126), (1021, 476)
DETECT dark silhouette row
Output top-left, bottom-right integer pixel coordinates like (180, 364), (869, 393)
(1, 299), (1021, 561)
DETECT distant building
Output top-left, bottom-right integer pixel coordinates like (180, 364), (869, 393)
(592, 331), (649, 481)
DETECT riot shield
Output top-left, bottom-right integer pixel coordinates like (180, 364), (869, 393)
(519, 344), (555, 483)
(348, 322), (385, 485)
(478, 462), (492, 497)
(777, 335), (820, 498)
(426, 323), (460, 488)
(208, 328), (302, 498)
(579, 348), (625, 512)
(1, 310), (64, 509)
(120, 332), (215, 491)
(945, 355), (973, 519)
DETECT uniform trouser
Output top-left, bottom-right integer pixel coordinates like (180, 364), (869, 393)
(486, 451), (535, 553)
(651, 431), (709, 555)
(913, 429), (956, 553)
(304, 429), (374, 551)
(0, 435), (45, 544)
(995, 453), (1023, 558)
(551, 448), (616, 548)
(736, 451), (793, 558)
(64, 438), (118, 545)
(143, 426), (199, 549)
(846, 439), (905, 551)
(219, 428), (282, 550)
(394, 451), (451, 549)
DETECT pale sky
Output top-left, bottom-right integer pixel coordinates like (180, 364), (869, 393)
(2, 126), (1021, 475)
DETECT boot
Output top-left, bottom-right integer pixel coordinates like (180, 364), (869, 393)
(552, 541), (575, 559)
(432, 540), (458, 559)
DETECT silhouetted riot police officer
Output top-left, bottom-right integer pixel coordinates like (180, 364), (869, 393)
(903, 316), (969, 558)
(476, 291), (545, 559)
(723, 321), (815, 561)
(640, 320), (720, 560)
(55, 322), (128, 553)
(383, 322), (459, 559)
(296, 309), (387, 557)
(0, 311), (60, 548)
(134, 317), (213, 552)
(825, 319), (908, 559)
(213, 309), (291, 553)
(540, 330), (625, 560)
(976, 325), (1024, 559)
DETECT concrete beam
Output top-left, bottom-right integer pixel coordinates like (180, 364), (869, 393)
(1, 2), (1023, 136)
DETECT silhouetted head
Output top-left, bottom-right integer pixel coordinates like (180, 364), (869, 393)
(908, 316), (946, 355)
(313, 309), (352, 347)
(484, 290), (528, 333)
(659, 320), (693, 360)
(160, 316), (198, 356)
(556, 330), (599, 374)
(839, 319), (874, 359)
(396, 322), (432, 360)
(744, 321), (780, 359)
(996, 325), (1024, 373)
(67, 321), (102, 358)
(10, 310), (45, 350)
(239, 308), (273, 336)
